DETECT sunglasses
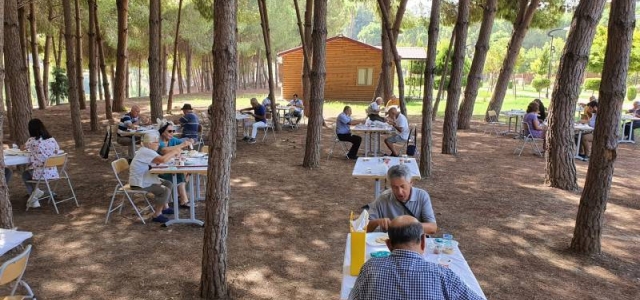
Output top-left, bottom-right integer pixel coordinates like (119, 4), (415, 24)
(166, 130), (176, 133)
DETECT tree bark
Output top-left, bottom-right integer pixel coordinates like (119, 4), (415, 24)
(162, 45), (168, 95)
(419, 0), (440, 178)
(441, 0), (470, 155)
(544, 0), (606, 191)
(485, 0), (539, 120)
(94, 1), (112, 120)
(43, 4), (53, 104)
(457, 0), (497, 129)
(0, 0), (15, 231)
(377, 0), (408, 116)
(4, 80), (14, 140)
(149, 0), (163, 121)
(88, 0), (98, 131)
(185, 44), (192, 93)
(432, 31), (454, 121)
(302, 0), (327, 168)
(75, 0), (86, 110)
(112, 0), (129, 112)
(28, 2), (45, 110)
(258, 0), (280, 130)
(379, 0), (393, 103)
(137, 57), (141, 97)
(17, 6), (31, 108)
(177, 50), (184, 94)
(570, 0), (633, 254)
(200, 0), (236, 298)
(5, 0), (31, 146)
(166, 0), (183, 114)
(302, 0), (313, 113)
(56, 28), (63, 68)
(62, 0), (85, 148)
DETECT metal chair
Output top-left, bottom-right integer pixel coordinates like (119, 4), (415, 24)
(484, 110), (505, 135)
(105, 158), (155, 224)
(514, 122), (543, 157)
(261, 113), (277, 142)
(327, 126), (350, 160)
(0, 245), (34, 299)
(26, 153), (79, 214)
(110, 124), (123, 159)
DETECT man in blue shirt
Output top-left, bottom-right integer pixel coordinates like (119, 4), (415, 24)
(239, 98), (267, 144)
(178, 103), (200, 140)
(117, 105), (143, 158)
(336, 106), (361, 159)
(349, 216), (483, 300)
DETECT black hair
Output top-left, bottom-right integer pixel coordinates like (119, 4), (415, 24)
(28, 119), (52, 140)
(158, 122), (172, 135)
(587, 101), (598, 108)
(527, 102), (539, 114)
(388, 221), (423, 246)
(343, 106), (351, 112)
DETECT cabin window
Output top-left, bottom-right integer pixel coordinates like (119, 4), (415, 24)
(357, 68), (374, 86)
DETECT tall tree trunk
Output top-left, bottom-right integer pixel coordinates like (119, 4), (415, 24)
(441, 0), (469, 155)
(5, 0), (31, 146)
(149, 0), (163, 121)
(94, 1), (112, 120)
(97, 65), (103, 101)
(457, 0), (497, 129)
(162, 45), (168, 95)
(302, 0), (327, 168)
(0, 0), (16, 231)
(379, 0), (393, 103)
(28, 2), (46, 110)
(258, 0), (280, 130)
(419, 0), (440, 178)
(200, 0), (236, 298)
(74, 0), (86, 110)
(112, 0), (129, 112)
(545, 0), (605, 191)
(377, 0), (408, 116)
(56, 28), (63, 68)
(17, 6), (31, 110)
(302, 0), (313, 113)
(432, 31), (454, 121)
(485, 0), (539, 119)
(88, 0), (98, 131)
(185, 44), (192, 93)
(137, 57), (141, 97)
(203, 54), (211, 91)
(5, 80), (14, 140)
(177, 50), (184, 94)
(570, 0), (634, 254)
(62, 0), (85, 148)
(125, 59), (130, 98)
(166, 0), (183, 113)
(44, 4), (52, 104)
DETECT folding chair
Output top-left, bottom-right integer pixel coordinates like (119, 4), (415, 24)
(110, 124), (124, 159)
(106, 158), (155, 224)
(261, 117), (277, 143)
(198, 112), (211, 149)
(514, 122), (543, 157)
(327, 126), (350, 160)
(0, 245), (34, 299)
(484, 110), (505, 135)
(26, 153), (79, 214)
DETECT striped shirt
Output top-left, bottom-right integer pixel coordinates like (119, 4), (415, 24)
(179, 112), (200, 139)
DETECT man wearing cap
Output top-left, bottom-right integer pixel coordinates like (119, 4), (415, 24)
(178, 103), (200, 140)
(129, 132), (183, 224)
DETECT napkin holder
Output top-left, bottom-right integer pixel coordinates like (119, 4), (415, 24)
(349, 228), (366, 276)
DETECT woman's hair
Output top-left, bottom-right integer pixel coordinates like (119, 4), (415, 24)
(158, 120), (174, 135)
(28, 119), (52, 140)
(533, 98), (546, 119)
(526, 102), (539, 113)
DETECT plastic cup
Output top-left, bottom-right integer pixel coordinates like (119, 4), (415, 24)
(437, 257), (452, 268)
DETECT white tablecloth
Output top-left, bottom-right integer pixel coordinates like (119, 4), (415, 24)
(340, 234), (486, 299)
(352, 157), (420, 179)
(4, 154), (30, 166)
(0, 229), (33, 256)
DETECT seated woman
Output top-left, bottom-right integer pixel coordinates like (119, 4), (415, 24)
(366, 97), (386, 122)
(578, 101), (598, 160)
(523, 102), (547, 150)
(22, 119), (60, 208)
(532, 98), (546, 122)
(157, 121), (195, 209)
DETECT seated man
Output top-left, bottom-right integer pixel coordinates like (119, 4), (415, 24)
(383, 107), (410, 157)
(336, 106), (362, 160)
(285, 93), (304, 125)
(129, 132), (182, 223)
(367, 165), (437, 235)
(623, 100), (640, 140)
(366, 97), (385, 122)
(239, 97), (267, 144)
(117, 105), (144, 158)
(178, 103), (200, 140)
(349, 215), (483, 300)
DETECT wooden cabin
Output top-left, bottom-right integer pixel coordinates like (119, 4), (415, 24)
(278, 36), (392, 102)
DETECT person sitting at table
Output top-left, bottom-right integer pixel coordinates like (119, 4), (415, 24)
(129, 132), (182, 224)
(383, 107), (410, 157)
(366, 165), (437, 235)
(239, 97), (267, 144)
(336, 106), (362, 160)
(349, 215), (483, 300)
(532, 98), (547, 122)
(623, 100), (640, 141)
(21, 119), (60, 208)
(117, 105), (144, 158)
(578, 101), (598, 160)
(524, 101), (547, 150)
(157, 121), (195, 209)
(285, 93), (304, 125)
(366, 97), (385, 122)
(262, 97), (271, 109)
(178, 103), (200, 140)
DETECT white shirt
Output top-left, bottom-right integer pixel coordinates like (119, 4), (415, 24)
(395, 113), (410, 140)
(367, 102), (380, 114)
(129, 147), (161, 188)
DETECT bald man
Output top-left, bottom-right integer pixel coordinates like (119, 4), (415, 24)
(349, 216), (483, 300)
(117, 105), (144, 158)
(384, 107), (409, 156)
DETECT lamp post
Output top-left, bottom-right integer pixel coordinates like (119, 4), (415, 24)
(546, 28), (568, 99)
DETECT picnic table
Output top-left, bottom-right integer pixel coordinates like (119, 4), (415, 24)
(352, 124), (394, 157)
(352, 157), (420, 200)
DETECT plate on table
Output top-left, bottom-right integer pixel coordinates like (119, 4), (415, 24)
(366, 232), (389, 246)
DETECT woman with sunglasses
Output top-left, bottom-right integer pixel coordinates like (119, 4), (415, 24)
(157, 121), (194, 208)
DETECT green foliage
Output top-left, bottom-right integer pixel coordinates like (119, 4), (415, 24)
(442, 0), (564, 29)
(409, 61), (425, 74)
(583, 78), (601, 92)
(627, 86), (637, 101)
(508, 81), (513, 89)
(406, 77), (423, 86)
(50, 67), (69, 106)
(531, 77), (551, 93)
(357, 22), (381, 45)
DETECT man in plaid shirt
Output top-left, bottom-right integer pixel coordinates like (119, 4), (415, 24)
(349, 216), (483, 300)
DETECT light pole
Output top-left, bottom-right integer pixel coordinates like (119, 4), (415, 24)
(546, 28), (568, 99)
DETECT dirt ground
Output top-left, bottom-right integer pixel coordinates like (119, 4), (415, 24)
(2, 93), (639, 300)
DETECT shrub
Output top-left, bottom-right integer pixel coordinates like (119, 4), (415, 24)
(583, 78), (601, 92)
(50, 67), (69, 106)
(531, 77), (551, 94)
(627, 86), (637, 101)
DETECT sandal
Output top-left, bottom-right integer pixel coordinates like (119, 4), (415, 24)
(179, 203), (192, 209)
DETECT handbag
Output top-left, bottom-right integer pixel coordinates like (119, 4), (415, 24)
(99, 129), (111, 159)
(405, 127), (417, 156)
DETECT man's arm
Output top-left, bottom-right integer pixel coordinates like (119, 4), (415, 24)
(422, 222), (437, 235)
(367, 218), (391, 232)
(151, 147), (182, 164)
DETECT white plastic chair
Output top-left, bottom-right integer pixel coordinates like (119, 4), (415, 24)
(514, 122), (543, 156)
(0, 245), (34, 299)
(327, 126), (350, 160)
(484, 110), (505, 135)
(105, 158), (155, 224)
(26, 153), (79, 214)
